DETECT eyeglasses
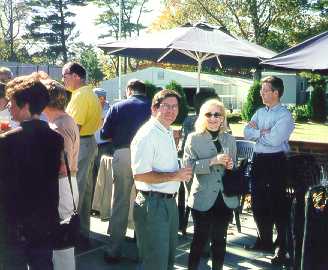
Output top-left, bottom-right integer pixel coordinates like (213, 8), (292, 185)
(159, 103), (179, 111)
(205, 112), (222, 118)
(62, 72), (72, 79)
(260, 87), (274, 93)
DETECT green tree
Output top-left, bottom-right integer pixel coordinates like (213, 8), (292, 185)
(93, 0), (150, 39)
(24, 0), (86, 64)
(0, 0), (29, 61)
(165, 80), (189, 125)
(144, 81), (159, 101)
(157, 0), (328, 51)
(93, 0), (151, 73)
(241, 80), (263, 121)
(309, 79), (327, 123)
(79, 47), (104, 85)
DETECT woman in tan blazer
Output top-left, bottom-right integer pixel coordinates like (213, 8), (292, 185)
(183, 99), (238, 270)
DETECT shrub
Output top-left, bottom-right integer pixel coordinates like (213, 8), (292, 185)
(165, 80), (189, 125)
(309, 79), (327, 123)
(292, 104), (310, 122)
(241, 81), (263, 121)
(193, 88), (219, 114)
(145, 81), (160, 101)
(227, 112), (242, 123)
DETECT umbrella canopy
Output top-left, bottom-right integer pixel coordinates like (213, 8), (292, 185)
(261, 31), (328, 74)
(99, 22), (276, 92)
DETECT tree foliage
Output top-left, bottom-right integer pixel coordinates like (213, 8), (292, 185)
(154, 0), (328, 52)
(24, 0), (86, 64)
(79, 46), (104, 85)
(241, 80), (263, 121)
(93, 0), (150, 39)
(309, 78), (327, 123)
(144, 80), (159, 101)
(0, 0), (29, 60)
(93, 0), (152, 73)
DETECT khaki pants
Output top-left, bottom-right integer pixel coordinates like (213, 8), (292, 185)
(77, 136), (97, 236)
(105, 148), (135, 256)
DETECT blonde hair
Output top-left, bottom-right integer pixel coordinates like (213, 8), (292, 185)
(194, 99), (228, 134)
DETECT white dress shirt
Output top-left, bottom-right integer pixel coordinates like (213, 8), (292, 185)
(131, 117), (180, 194)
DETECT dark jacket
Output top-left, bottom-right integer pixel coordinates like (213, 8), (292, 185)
(0, 120), (64, 250)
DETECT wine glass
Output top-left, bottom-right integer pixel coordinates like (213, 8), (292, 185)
(222, 146), (233, 168)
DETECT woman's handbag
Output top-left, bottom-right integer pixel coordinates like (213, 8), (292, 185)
(54, 152), (80, 249)
(222, 159), (249, 197)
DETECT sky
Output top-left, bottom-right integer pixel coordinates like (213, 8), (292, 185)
(72, 1), (164, 46)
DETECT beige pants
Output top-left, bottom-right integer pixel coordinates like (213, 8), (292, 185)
(105, 148), (135, 257)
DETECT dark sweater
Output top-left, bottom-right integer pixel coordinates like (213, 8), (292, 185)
(0, 120), (64, 249)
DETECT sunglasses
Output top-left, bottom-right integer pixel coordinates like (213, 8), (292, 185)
(205, 112), (222, 118)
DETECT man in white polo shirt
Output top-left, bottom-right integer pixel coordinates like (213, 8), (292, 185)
(131, 89), (193, 270)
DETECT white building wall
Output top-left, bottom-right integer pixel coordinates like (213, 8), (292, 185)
(262, 71), (306, 105)
(100, 67), (253, 110)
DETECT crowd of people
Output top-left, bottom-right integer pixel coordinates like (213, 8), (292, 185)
(0, 63), (297, 270)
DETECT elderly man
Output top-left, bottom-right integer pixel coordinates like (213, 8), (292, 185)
(92, 87), (113, 205)
(244, 76), (294, 266)
(93, 87), (112, 155)
(131, 89), (193, 270)
(0, 67), (13, 83)
(101, 79), (151, 263)
(0, 67), (13, 124)
(62, 62), (102, 243)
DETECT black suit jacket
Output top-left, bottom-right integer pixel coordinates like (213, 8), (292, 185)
(0, 119), (64, 249)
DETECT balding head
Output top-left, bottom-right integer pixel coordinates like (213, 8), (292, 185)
(0, 67), (13, 83)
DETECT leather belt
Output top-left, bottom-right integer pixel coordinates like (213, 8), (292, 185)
(115, 144), (130, 150)
(138, 190), (177, 199)
(80, 134), (93, 138)
(254, 151), (284, 158)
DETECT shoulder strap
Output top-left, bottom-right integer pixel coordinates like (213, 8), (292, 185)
(63, 152), (77, 211)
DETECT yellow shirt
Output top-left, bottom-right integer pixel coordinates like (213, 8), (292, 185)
(66, 85), (102, 136)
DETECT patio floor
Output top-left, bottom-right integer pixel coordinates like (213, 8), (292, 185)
(76, 211), (287, 270)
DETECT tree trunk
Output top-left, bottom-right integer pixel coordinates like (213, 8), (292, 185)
(59, 0), (67, 63)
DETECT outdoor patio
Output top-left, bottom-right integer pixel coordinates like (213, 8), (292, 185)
(76, 211), (286, 270)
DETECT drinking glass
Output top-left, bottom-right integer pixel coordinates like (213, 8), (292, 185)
(222, 146), (233, 168)
(0, 115), (10, 131)
(320, 165), (328, 186)
(222, 146), (230, 156)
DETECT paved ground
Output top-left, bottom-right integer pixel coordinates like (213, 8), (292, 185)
(75, 211), (288, 270)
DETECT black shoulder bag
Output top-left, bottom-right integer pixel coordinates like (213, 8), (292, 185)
(54, 152), (80, 249)
(222, 158), (249, 197)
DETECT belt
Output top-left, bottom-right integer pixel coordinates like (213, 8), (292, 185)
(115, 144), (130, 150)
(80, 134), (94, 138)
(138, 190), (177, 199)
(254, 151), (285, 158)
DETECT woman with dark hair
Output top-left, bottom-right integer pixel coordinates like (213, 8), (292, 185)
(43, 79), (79, 270)
(183, 99), (238, 270)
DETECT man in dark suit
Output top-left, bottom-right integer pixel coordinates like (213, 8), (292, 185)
(0, 73), (64, 270)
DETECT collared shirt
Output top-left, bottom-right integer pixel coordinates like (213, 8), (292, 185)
(244, 103), (295, 153)
(66, 85), (102, 136)
(131, 117), (180, 194)
(100, 95), (151, 148)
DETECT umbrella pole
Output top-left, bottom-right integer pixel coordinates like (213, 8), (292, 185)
(197, 60), (202, 93)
